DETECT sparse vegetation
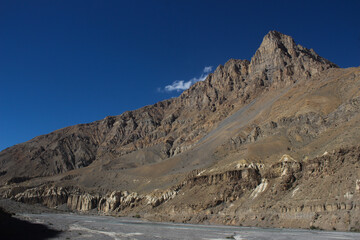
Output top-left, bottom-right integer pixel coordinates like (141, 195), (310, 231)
(7, 176), (31, 184)
(349, 227), (360, 232)
(309, 225), (322, 230)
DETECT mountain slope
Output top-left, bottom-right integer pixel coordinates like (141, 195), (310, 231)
(0, 31), (337, 182)
(1, 31), (359, 231)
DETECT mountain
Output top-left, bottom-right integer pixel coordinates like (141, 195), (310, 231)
(1, 31), (359, 231)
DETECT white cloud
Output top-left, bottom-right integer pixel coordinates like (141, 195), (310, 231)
(203, 66), (213, 73)
(164, 80), (192, 92)
(189, 74), (207, 83)
(163, 66), (213, 92)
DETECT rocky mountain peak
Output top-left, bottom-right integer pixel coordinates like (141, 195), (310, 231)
(259, 30), (297, 52)
(249, 31), (338, 86)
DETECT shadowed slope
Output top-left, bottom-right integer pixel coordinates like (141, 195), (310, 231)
(0, 207), (61, 240)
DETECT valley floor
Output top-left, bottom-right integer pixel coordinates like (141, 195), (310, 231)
(14, 212), (360, 240)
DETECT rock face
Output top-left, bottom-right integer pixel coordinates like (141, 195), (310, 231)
(5, 186), (69, 208)
(67, 193), (100, 211)
(3, 145), (359, 231)
(1, 31), (360, 231)
(249, 31), (337, 83)
(145, 146), (360, 231)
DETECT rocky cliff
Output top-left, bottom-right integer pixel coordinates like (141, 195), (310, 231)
(1, 31), (359, 231)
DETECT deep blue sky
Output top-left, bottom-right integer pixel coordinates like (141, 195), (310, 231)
(0, 0), (359, 151)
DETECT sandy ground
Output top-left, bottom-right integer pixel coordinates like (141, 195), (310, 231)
(2, 199), (360, 240)
(16, 212), (360, 240)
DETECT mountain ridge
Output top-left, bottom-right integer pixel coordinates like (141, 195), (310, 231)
(0, 31), (337, 179)
(1, 31), (359, 231)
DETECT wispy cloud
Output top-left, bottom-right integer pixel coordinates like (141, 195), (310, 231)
(162, 66), (213, 92)
(203, 66), (213, 73)
(164, 80), (192, 92)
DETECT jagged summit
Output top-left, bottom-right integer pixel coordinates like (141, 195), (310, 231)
(193, 31), (338, 97)
(178, 31), (339, 114)
(249, 30), (338, 85)
(261, 30), (296, 46)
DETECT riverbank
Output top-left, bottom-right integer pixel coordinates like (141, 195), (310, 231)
(2, 199), (360, 239)
(16, 212), (360, 240)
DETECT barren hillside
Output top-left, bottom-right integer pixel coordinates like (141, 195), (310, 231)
(1, 31), (359, 231)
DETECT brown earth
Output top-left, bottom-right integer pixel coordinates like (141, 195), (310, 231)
(0, 31), (359, 231)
